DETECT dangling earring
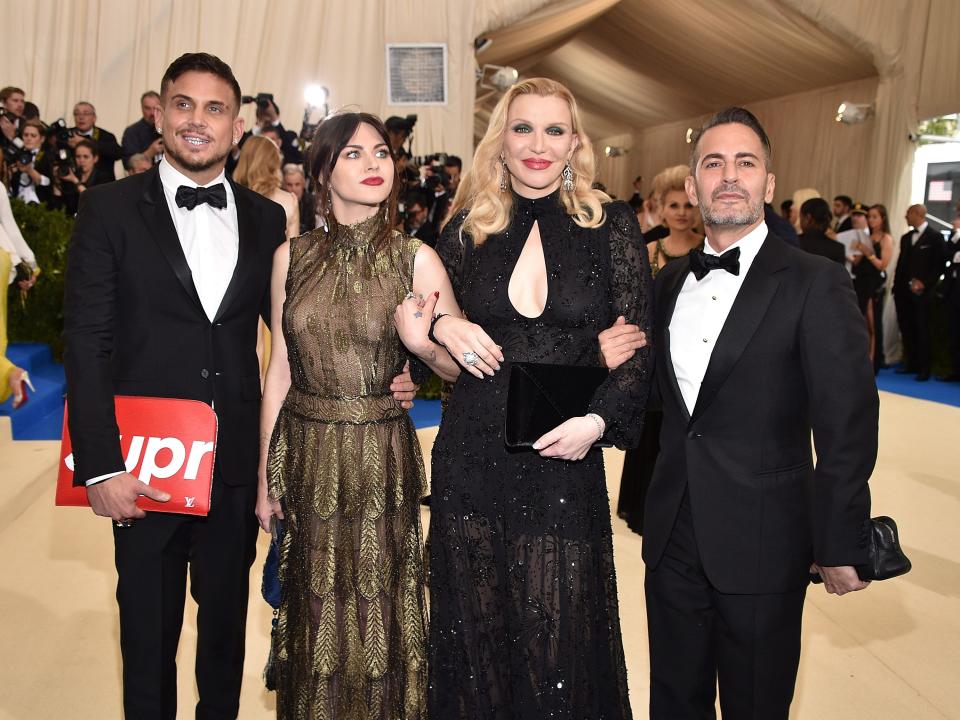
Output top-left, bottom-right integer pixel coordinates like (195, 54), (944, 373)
(499, 159), (509, 193)
(562, 162), (575, 193)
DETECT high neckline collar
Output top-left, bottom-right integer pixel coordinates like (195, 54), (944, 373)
(513, 188), (563, 216)
(334, 211), (384, 248)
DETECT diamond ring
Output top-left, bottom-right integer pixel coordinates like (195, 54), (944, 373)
(462, 351), (479, 366)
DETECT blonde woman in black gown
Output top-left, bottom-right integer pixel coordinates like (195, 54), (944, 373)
(256, 112), (461, 720)
(402, 78), (653, 719)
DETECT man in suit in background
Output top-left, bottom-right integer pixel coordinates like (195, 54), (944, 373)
(121, 90), (164, 168)
(798, 196), (846, 265)
(893, 204), (946, 380)
(939, 209), (960, 382)
(69, 101), (123, 180)
(833, 194), (853, 233)
(600, 107), (877, 719)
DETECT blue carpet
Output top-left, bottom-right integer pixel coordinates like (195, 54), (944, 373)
(409, 398), (441, 429)
(0, 343), (66, 440)
(876, 365), (960, 407)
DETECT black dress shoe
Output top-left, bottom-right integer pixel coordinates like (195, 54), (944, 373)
(895, 367), (916, 374)
(936, 373), (960, 382)
(915, 372), (930, 382)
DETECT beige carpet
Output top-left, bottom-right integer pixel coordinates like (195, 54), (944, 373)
(0, 390), (957, 719)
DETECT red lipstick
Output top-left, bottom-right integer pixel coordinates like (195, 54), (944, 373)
(361, 177), (384, 186)
(522, 159), (552, 170)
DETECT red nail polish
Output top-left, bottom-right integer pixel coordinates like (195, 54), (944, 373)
(434, 291), (440, 297)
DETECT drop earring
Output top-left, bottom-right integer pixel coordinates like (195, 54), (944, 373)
(562, 163), (574, 193)
(499, 159), (508, 193)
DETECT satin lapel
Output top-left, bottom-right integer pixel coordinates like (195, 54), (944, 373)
(213, 179), (256, 322)
(690, 234), (786, 423)
(138, 167), (205, 314)
(658, 258), (692, 423)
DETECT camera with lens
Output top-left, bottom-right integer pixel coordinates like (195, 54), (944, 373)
(242, 93), (275, 112)
(48, 118), (77, 149)
(2, 142), (33, 167)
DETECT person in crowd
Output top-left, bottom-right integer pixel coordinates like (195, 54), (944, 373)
(21, 101), (40, 122)
(443, 154), (462, 196)
(419, 77), (651, 719)
(642, 170), (670, 242)
(121, 90), (164, 168)
(629, 174), (644, 206)
(385, 115), (413, 156)
(9, 119), (53, 204)
(281, 163), (316, 234)
(851, 203), (894, 369)
(53, 139), (111, 216)
(0, 174), (37, 408)
(125, 152), (153, 176)
(893, 203), (946, 381)
(69, 101), (123, 181)
(232, 97), (303, 172)
(233, 135), (298, 238)
(257, 111), (461, 719)
(833, 194), (854, 232)
(789, 187), (820, 231)
(601, 107), (876, 720)
(402, 189), (436, 246)
(0, 86), (26, 140)
(780, 198), (793, 221)
(798, 197), (845, 265)
(619, 163), (700, 535)
(764, 200), (799, 245)
(939, 206), (960, 382)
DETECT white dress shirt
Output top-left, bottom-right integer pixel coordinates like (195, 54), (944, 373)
(669, 222), (768, 415)
(911, 221), (928, 245)
(86, 159), (239, 487)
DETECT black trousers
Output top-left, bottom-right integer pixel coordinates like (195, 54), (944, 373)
(644, 491), (806, 720)
(945, 291), (960, 374)
(113, 481), (259, 720)
(894, 290), (917, 370)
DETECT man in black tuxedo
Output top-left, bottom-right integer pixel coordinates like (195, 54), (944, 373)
(121, 90), (164, 168)
(893, 204), (946, 380)
(64, 53), (417, 719)
(798, 197), (846, 265)
(601, 107), (877, 719)
(833, 194), (853, 233)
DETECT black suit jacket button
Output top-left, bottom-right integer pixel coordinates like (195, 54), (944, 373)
(201, 368), (209, 379)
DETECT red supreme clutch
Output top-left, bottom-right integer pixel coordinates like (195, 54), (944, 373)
(56, 396), (218, 516)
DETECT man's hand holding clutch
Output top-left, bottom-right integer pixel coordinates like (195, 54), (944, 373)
(87, 471), (170, 523)
(810, 563), (871, 596)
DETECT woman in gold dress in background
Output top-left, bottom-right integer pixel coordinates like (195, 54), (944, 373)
(255, 112), (461, 719)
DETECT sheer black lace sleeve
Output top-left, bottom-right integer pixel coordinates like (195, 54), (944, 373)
(587, 201), (654, 449)
(406, 212), (469, 385)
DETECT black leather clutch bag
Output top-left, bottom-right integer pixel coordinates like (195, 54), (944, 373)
(810, 516), (911, 583)
(504, 361), (610, 449)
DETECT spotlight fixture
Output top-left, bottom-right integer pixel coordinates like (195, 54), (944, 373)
(835, 101), (873, 125)
(603, 145), (628, 157)
(304, 84), (329, 109)
(477, 64), (519, 92)
(474, 37), (493, 54)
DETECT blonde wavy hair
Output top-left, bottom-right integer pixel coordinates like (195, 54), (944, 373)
(233, 135), (282, 197)
(448, 77), (609, 245)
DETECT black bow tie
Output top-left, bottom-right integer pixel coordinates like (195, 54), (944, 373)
(175, 183), (227, 211)
(689, 246), (741, 281)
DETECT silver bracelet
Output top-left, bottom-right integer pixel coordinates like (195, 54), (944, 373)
(585, 413), (605, 441)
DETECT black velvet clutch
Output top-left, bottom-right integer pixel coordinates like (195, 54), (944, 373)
(810, 516), (912, 584)
(504, 361), (610, 449)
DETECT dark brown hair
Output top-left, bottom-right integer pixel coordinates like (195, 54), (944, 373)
(160, 53), (241, 111)
(308, 112), (398, 250)
(869, 203), (891, 234)
(689, 106), (772, 172)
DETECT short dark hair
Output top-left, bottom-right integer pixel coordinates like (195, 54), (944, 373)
(0, 86), (24, 104)
(443, 155), (462, 170)
(689, 106), (772, 172)
(404, 189), (431, 211)
(833, 194), (853, 208)
(800, 197), (831, 230)
(140, 90), (160, 103)
(780, 199), (793, 214)
(160, 53), (241, 111)
(74, 138), (99, 157)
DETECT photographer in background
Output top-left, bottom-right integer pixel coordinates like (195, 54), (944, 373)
(229, 94), (302, 174)
(443, 154), (462, 197)
(125, 153), (152, 176)
(120, 90), (163, 168)
(52, 138), (110, 216)
(7, 119), (53, 205)
(69, 101), (122, 180)
(400, 189), (436, 246)
(0, 86), (26, 141)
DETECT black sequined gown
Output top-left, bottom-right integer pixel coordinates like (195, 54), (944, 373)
(428, 191), (653, 719)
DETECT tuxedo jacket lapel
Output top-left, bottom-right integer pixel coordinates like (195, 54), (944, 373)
(690, 234), (787, 422)
(213, 179), (257, 322)
(138, 167), (205, 316)
(658, 258), (692, 423)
